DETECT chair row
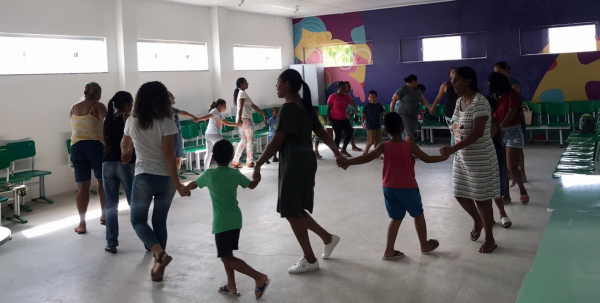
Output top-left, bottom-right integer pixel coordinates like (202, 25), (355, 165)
(0, 141), (52, 225)
(552, 111), (600, 178)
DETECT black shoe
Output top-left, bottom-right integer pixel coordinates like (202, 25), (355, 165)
(105, 246), (117, 254)
(266, 160), (270, 164)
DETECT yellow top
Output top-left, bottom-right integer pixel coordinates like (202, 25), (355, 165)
(70, 103), (104, 146)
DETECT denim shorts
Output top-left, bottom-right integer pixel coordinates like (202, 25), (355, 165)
(174, 132), (183, 158)
(382, 187), (423, 220)
(71, 140), (104, 183)
(503, 126), (524, 149)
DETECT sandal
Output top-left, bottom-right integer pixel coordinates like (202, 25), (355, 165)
(470, 226), (483, 241)
(246, 162), (255, 168)
(382, 251), (404, 260)
(232, 163), (243, 169)
(255, 278), (270, 299)
(501, 217), (512, 228)
(520, 195), (530, 204)
(105, 246), (117, 254)
(421, 239), (440, 255)
(150, 251), (173, 282)
(479, 243), (498, 253)
(218, 285), (240, 297)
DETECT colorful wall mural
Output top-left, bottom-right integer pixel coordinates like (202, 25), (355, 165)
(293, 13), (373, 104)
(292, 0), (600, 107)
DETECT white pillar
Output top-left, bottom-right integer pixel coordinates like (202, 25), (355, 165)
(115, 0), (139, 94)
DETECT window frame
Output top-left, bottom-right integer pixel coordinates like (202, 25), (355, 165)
(233, 44), (283, 71)
(0, 32), (108, 76)
(519, 22), (600, 57)
(421, 35), (462, 62)
(137, 39), (210, 72)
(398, 31), (487, 64)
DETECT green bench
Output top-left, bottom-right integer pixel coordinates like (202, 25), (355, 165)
(7, 141), (53, 205)
(0, 149), (28, 224)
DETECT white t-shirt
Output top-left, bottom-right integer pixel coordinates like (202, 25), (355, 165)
(124, 116), (179, 176)
(237, 90), (253, 119)
(206, 108), (225, 135)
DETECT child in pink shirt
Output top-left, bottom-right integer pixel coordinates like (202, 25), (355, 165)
(337, 112), (448, 259)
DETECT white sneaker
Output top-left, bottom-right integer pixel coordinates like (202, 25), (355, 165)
(321, 234), (340, 259)
(288, 258), (319, 274)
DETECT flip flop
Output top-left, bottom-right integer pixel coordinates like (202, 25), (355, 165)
(479, 243), (498, 254)
(520, 195), (530, 204)
(255, 278), (270, 299)
(246, 162), (255, 168)
(218, 285), (241, 297)
(501, 217), (512, 228)
(382, 251), (404, 260)
(421, 239), (440, 255)
(232, 163), (243, 169)
(470, 226), (483, 241)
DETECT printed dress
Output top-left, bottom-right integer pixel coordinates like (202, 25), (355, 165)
(450, 93), (500, 201)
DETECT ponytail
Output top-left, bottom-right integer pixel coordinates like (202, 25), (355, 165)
(106, 99), (115, 123)
(209, 99), (227, 113)
(209, 101), (217, 113)
(301, 81), (314, 114)
(234, 77), (246, 105)
(103, 91), (133, 150)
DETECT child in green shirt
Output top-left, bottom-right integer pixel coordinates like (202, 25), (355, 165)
(185, 140), (269, 298)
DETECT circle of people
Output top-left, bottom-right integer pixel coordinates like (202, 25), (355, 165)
(68, 61), (528, 298)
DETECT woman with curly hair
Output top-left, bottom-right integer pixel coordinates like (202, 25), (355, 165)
(121, 81), (190, 282)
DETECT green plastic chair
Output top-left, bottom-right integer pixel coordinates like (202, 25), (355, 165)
(545, 103), (571, 147)
(383, 105), (391, 113)
(7, 141), (53, 204)
(179, 119), (195, 127)
(180, 125), (205, 174)
(0, 148), (28, 224)
(319, 105), (328, 116)
(570, 100), (596, 129)
(595, 100), (600, 113)
(262, 108), (271, 118)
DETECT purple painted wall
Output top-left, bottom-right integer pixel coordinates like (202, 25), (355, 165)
(358, 0), (600, 103)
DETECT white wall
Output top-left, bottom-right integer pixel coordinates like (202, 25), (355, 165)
(0, 0), (294, 196)
(221, 10), (294, 110)
(136, 1), (215, 117)
(0, 0), (119, 197)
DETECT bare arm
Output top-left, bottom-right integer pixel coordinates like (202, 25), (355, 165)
(441, 116), (487, 156)
(178, 109), (198, 121)
(248, 178), (260, 189)
(341, 142), (384, 168)
(256, 130), (285, 167)
(512, 84), (521, 94)
(223, 119), (242, 127)
(94, 103), (108, 121)
(431, 83), (447, 108)
(195, 113), (214, 121)
(390, 94), (400, 113)
(500, 107), (518, 128)
(361, 113), (366, 127)
(420, 96), (432, 111)
(120, 134), (134, 164)
(411, 142), (448, 163)
(490, 121), (498, 139)
(185, 181), (198, 191)
(348, 99), (359, 112)
(237, 99), (245, 123)
(315, 128), (344, 157)
(251, 104), (267, 120)
(327, 103), (333, 124)
(162, 134), (190, 197)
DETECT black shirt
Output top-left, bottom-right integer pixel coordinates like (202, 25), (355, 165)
(103, 114), (136, 163)
(444, 81), (459, 118)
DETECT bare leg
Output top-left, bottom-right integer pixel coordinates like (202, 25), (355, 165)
(493, 198), (508, 218)
(301, 212), (332, 244)
(97, 179), (106, 224)
(286, 216), (317, 263)
(364, 141), (373, 155)
(384, 219), (402, 257)
(503, 166), (511, 202)
(456, 197), (483, 240)
(475, 200), (496, 252)
(222, 261), (237, 294)
(75, 181), (91, 233)
(221, 256), (268, 297)
(414, 213), (436, 251)
(519, 150), (526, 180)
(351, 137), (362, 151)
(506, 147), (528, 196)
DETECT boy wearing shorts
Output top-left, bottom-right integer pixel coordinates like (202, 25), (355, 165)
(338, 112), (447, 259)
(185, 140), (269, 298)
(361, 90), (386, 155)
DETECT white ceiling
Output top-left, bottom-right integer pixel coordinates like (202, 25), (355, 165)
(159, 0), (455, 18)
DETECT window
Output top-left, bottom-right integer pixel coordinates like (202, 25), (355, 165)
(0, 33), (107, 75)
(549, 25), (597, 54)
(323, 45), (354, 67)
(233, 45), (282, 71)
(422, 36), (462, 62)
(138, 40), (208, 72)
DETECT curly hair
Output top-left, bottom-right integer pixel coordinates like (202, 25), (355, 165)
(133, 81), (173, 130)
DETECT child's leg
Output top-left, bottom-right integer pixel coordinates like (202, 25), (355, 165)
(475, 199), (496, 252)
(493, 198), (508, 218)
(364, 131), (373, 155)
(301, 211), (333, 244)
(286, 216), (318, 263)
(221, 255), (268, 296)
(385, 219), (402, 257)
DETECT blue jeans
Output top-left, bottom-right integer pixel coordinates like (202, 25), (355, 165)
(102, 161), (135, 248)
(130, 174), (176, 250)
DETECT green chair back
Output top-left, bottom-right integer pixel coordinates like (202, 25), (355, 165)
(180, 124), (199, 140)
(432, 105), (445, 117)
(179, 119), (195, 127)
(263, 108), (271, 118)
(383, 105), (391, 112)
(530, 103), (542, 115)
(319, 105), (328, 116)
(222, 117), (236, 133)
(0, 149), (10, 170)
(66, 139), (72, 155)
(357, 106), (363, 115)
(252, 112), (264, 124)
(197, 121), (208, 136)
(545, 103), (570, 116)
(595, 100), (600, 112)
(569, 100), (595, 114)
(7, 140), (36, 160)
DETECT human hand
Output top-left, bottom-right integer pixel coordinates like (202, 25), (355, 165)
(429, 107), (435, 115)
(439, 146), (454, 157)
(193, 117), (200, 123)
(441, 154), (450, 160)
(252, 166), (261, 181)
(121, 152), (132, 164)
(237, 122), (243, 127)
(176, 183), (190, 197)
(336, 156), (349, 170)
(362, 123), (366, 129)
